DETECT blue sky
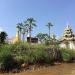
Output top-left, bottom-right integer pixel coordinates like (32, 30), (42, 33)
(0, 0), (75, 38)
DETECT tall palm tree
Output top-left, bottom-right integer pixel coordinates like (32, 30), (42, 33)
(22, 25), (28, 42)
(46, 22), (53, 41)
(16, 23), (23, 40)
(25, 18), (37, 43)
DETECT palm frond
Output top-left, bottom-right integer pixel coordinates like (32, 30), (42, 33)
(32, 23), (37, 27)
(46, 22), (53, 28)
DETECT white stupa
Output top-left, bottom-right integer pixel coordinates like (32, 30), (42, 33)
(60, 25), (75, 50)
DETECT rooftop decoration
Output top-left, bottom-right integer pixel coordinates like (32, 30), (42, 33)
(61, 25), (75, 41)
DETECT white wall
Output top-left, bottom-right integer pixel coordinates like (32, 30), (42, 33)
(60, 41), (75, 50)
(60, 43), (67, 48)
(69, 41), (75, 50)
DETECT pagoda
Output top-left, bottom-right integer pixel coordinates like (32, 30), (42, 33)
(60, 25), (75, 50)
(12, 26), (21, 44)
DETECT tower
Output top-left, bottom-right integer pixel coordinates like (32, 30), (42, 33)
(63, 25), (74, 38)
(60, 25), (75, 50)
(12, 27), (21, 44)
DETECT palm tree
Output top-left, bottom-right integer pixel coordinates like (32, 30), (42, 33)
(16, 23), (23, 40)
(25, 18), (37, 43)
(22, 25), (28, 42)
(46, 22), (53, 41)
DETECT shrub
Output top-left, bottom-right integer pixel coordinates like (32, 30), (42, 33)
(1, 54), (14, 71)
(1, 42), (75, 72)
(0, 45), (20, 72)
(13, 43), (56, 64)
(13, 43), (49, 64)
(29, 48), (49, 64)
(60, 48), (75, 62)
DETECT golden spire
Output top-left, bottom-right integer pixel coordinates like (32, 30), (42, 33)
(12, 27), (20, 44)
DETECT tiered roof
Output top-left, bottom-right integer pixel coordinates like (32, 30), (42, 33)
(61, 25), (75, 41)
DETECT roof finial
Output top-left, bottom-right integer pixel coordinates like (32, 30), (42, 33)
(66, 22), (71, 29)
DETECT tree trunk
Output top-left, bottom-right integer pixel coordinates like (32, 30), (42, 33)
(22, 34), (25, 43)
(19, 31), (21, 41)
(29, 24), (31, 43)
(49, 28), (50, 41)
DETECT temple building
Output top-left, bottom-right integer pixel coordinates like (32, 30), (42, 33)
(60, 25), (75, 50)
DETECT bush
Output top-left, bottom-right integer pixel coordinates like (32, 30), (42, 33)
(1, 54), (14, 71)
(13, 43), (49, 64)
(29, 48), (49, 64)
(60, 48), (75, 62)
(1, 42), (75, 72)
(13, 43), (57, 64)
(0, 45), (20, 72)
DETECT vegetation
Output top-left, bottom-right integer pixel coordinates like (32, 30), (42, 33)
(60, 48), (75, 62)
(25, 18), (37, 43)
(0, 18), (75, 73)
(16, 23), (23, 39)
(0, 31), (7, 44)
(36, 33), (49, 44)
(46, 22), (53, 41)
(21, 25), (28, 42)
(0, 42), (75, 72)
(16, 17), (37, 43)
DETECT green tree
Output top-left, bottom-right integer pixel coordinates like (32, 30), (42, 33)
(51, 34), (56, 45)
(25, 18), (37, 43)
(0, 31), (7, 44)
(46, 22), (53, 41)
(21, 25), (28, 42)
(36, 33), (49, 44)
(16, 23), (23, 40)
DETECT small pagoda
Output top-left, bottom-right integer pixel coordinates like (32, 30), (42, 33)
(60, 25), (75, 50)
